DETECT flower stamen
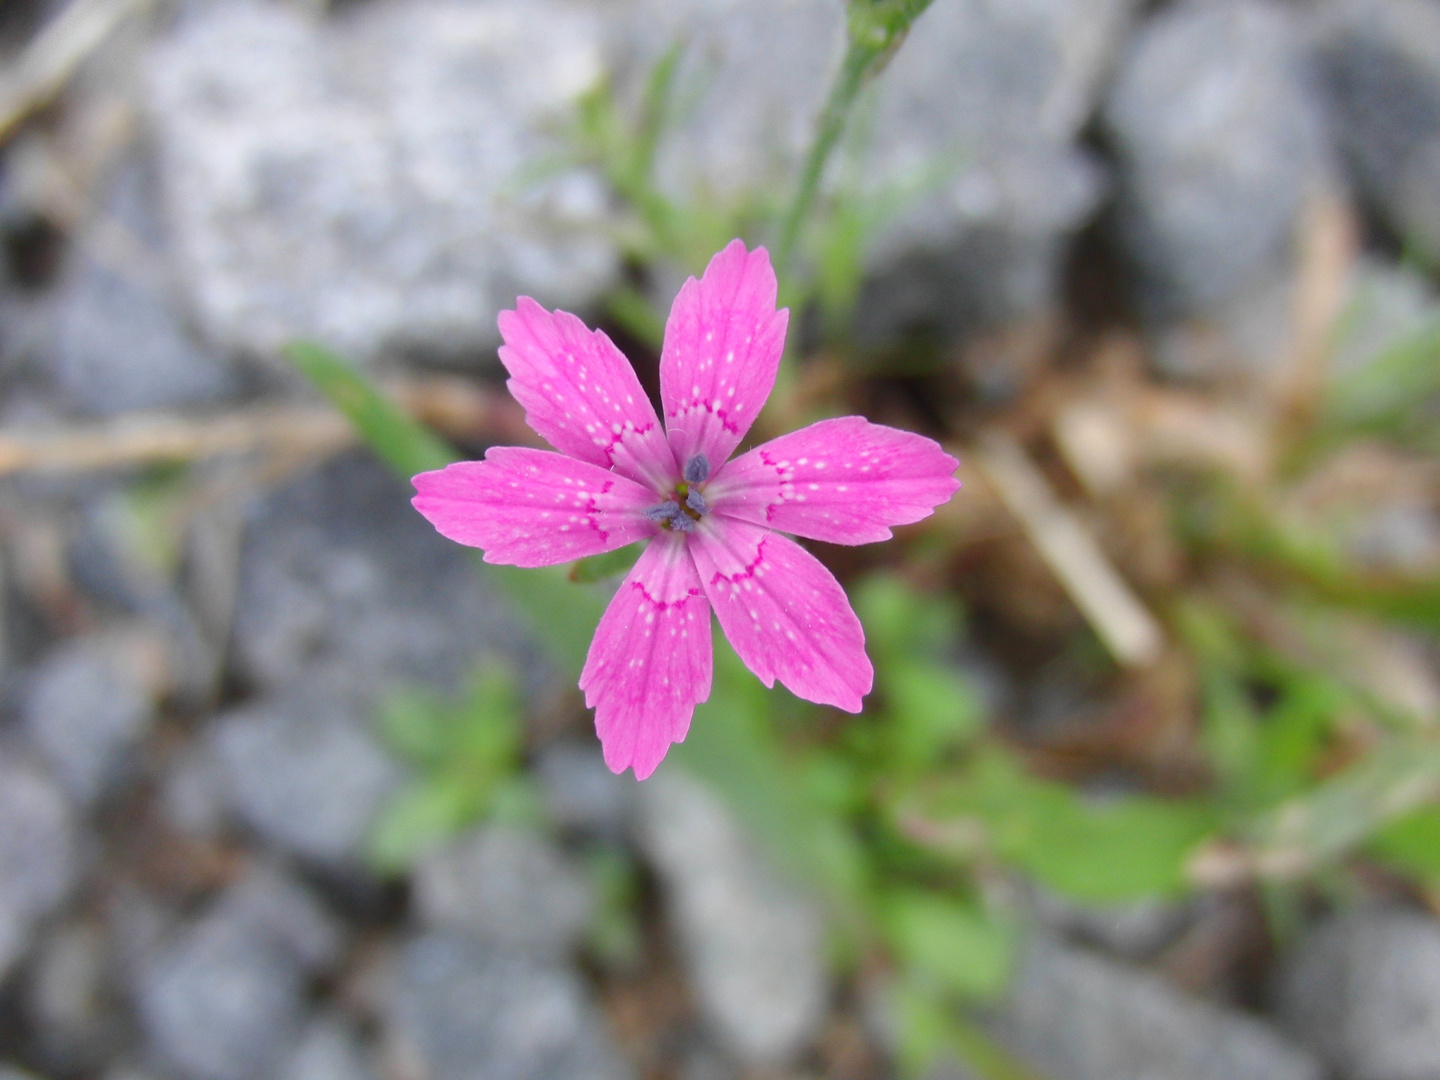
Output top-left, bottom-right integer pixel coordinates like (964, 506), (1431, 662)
(684, 454), (711, 483)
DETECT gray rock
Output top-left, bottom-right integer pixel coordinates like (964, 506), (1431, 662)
(25, 919), (124, 1072)
(535, 740), (634, 837)
(102, 883), (177, 994)
(65, 503), (220, 701)
(993, 938), (1321, 1080)
(23, 635), (156, 805)
(209, 864), (345, 974)
(0, 754), (78, 983)
(384, 931), (630, 1080)
(159, 742), (229, 838)
(637, 770), (829, 1067)
(282, 1016), (377, 1080)
(135, 906), (306, 1080)
(49, 260), (236, 415)
(1313, 0), (1440, 265)
(676, 1044), (739, 1080)
(854, 0), (1136, 338)
(1032, 889), (1190, 960)
(1348, 501), (1440, 575)
(413, 825), (592, 956)
(617, 0), (843, 206)
(36, 150), (238, 414)
(231, 451), (538, 701)
(1104, 0), (1333, 317)
(144, 0), (617, 362)
(212, 694), (401, 864)
(1276, 907), (1440, 1080)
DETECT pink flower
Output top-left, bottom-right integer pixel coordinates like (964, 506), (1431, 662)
(412, 241), (960, 778)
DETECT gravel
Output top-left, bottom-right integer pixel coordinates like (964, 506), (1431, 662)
(855, 0), (1138, 340)
(412, 825), (592, 957)
(1104, 0), (1333, 318)
(535, 740), (635, 838)
(207, 863), (346, 975)
(1313, 0), (1440, 265)
(1276, 906), (1440, 1080)
(281, 1015), (378, 1080)
(211, 694), (401, 865)
(1031, 889), (1191, 960)
(231, 451), (538, 702)
(49, 258), (237, 415)
(24, 918), (125, 1073)
(143, 0), (617, 363)
(22, 634), (157, 805)
(637, 769), (829, 1068)
(0, 753), (79, 983)
(134, 905), (307, 1080)
(619, 0), (1138, 343)
(993, 937), (1322, 1080)
(384, 931), (631, 1080)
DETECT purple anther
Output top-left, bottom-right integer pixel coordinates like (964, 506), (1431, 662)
(683, 454), (711, 484)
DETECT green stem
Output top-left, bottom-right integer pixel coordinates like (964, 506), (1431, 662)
(775, 0), (936, 276)
(776, 41), (875, 275)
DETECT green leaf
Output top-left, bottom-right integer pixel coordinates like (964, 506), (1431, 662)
(1010, 789), (1212, 902)
(1198, 668), (1263, 806)
(886, 890), (1013, 1000)
(1324, 313), (1440, 441)
(485, 775), (544, 826)
(854, 573), (959, 662)
(367, 776), (481, 873)
(982, 757), (1212, 903)
(1241, 737), (1440, 876)
(890, 980), (953, 1078)
(583, 846), (645, 972)
(284, 341), (455, 477)
(1371, 805), (1440, 881)
(375, 688), (450, 767)
(569, 543), (644, 585)
(885, 660), (984, 767)
(1254, 675), (1351, 802)
(908, 751), (1214, 903)
(604, 288), (666, 351)
(449, 663), (523, 766)
(888, 982), (1045, 1080)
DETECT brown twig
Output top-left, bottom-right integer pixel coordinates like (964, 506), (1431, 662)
(1276, 188), (1358, 441)
(0, 376), (530, 477)
(975, 429), (1165, 668)
(0, 406), (354, 476)
(0, 0), (153, 142)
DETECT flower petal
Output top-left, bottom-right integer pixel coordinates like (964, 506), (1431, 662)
(412, 447), (658, 567)
(706, 417), (961, 545)
(688, 517), (871, 712)
(498, 297), (677, 489)
(659, 240), (789, 469)
(580, 534), (713, 779)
